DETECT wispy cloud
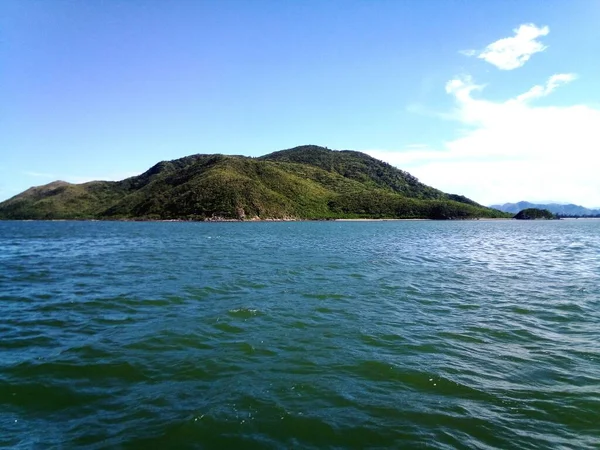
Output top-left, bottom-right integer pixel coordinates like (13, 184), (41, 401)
(516, 73), (577, 102)
(366, 74), (600, 207)
(458, 49), (477, 57)
(404, 143), (432, 150)
(463, 23), (549, 70)
(371, 23), (600, 206)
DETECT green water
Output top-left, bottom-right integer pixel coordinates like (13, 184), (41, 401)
(1, 220), (599, 449)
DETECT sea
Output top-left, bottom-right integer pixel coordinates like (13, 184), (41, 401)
(1, 220), (598, 449)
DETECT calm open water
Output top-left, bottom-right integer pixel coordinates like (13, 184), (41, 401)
(1, 220), (599, 449)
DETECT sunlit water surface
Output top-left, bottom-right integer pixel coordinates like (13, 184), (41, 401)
(1, 220), (599, 449)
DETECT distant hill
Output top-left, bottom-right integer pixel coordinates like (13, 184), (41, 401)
(514, 208), (557, 220)
(0, 145), (510, 221)
(491, 201), (600, 217)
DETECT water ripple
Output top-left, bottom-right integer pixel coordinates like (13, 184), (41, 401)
(1, 220), (599, 448)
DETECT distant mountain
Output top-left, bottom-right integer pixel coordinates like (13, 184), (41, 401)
(490, 201), (600, 217)
(0, 145), (510, 221)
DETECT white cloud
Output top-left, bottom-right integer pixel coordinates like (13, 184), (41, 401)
(366, 75), (600, 207)
(459, 49), (477, 57)
(464, 24), (549, 70)
(516, 73), (577, 102)
(404, 143), (432, 150)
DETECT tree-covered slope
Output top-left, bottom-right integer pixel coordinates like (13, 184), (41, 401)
(0, 180), (127, 220)
(514, 208), (557, 220)
(263, 145), (449, 201)
(0, 146), (510, 220)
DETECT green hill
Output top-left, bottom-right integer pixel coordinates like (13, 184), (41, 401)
(0, 145), (510, 220)
(514, 208), (557, 220)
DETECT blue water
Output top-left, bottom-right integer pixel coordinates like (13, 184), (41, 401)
(1, 220), (599, 449)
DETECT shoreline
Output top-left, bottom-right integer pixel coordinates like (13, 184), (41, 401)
(6, 217), (598, 223)
(4, 217), (518, 223)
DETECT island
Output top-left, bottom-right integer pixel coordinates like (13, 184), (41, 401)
(0, 145), (511, 221)
(514, 208), (558, 220)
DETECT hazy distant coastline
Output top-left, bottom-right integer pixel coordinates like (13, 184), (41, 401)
(491, 201), (600, 217)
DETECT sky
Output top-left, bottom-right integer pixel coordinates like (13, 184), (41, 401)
(1, 1), (599, 207)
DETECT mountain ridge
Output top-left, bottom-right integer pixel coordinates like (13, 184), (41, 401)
(0, 145), (509, 220)
(490, 201), (600, 216)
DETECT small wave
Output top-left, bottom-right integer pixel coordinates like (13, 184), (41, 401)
(227, 308), (260, 319)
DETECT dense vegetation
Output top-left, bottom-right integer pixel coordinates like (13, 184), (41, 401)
(0, 145), (510, 220)
(514, 208), (557, 220)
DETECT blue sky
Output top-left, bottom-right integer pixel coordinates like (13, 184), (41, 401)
(2, 1), (599, 206)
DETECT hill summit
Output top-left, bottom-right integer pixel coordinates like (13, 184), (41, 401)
(0, 145), (508, 220)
